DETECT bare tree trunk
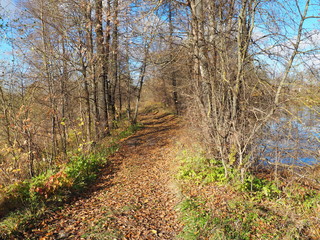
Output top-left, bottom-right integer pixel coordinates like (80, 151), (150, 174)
(105, 0), (114, 127)
(83, 1), (93, 142)
(95, 0), (110, 137)
(168, 1), (179, 114)
(40, 0), (56, 163)
(133, 50), (148, 124)
(82, 64), (92, 142)
(116, 9), (123, 119)
(85, 1), (100, 140)
(111, 0), (119, 120)
(79, 35), (92, 142)
(60, 36), (68, 155)
(124, 9), (132, 121)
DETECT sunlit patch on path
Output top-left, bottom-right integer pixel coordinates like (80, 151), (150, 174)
(24, 112), (183, 239)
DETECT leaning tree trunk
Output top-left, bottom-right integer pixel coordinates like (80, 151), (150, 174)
(133, 49), (148, 124)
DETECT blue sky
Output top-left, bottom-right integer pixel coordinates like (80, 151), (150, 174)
(0, 0), (15, 18)
(0, 0), (15, 63)
(251, 0), (320, 76)
(0, 0), (319, 71)
(0, 0), (14, 9)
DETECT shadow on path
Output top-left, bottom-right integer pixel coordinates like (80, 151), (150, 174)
(23, 111), (182, 240)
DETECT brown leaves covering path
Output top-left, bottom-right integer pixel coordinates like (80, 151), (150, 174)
(25, 112), (183, 239)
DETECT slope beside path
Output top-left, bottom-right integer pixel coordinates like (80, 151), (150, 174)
(24, 111), (183, 239)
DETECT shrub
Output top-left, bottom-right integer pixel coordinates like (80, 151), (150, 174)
(118, 123), (143, 139)
(65, 153), (106, 191)
(177, 152), (226, 184)
(29, 170), (72, 203)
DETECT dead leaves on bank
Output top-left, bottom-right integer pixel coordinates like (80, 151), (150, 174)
(22, 112), (182, 240)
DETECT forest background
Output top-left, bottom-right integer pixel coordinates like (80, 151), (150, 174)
(0, 1), (319, 236)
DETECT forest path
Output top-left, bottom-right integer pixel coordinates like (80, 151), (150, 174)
(25, 111), (183, 239)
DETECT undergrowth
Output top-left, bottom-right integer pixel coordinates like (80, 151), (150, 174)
(177, 150), (320, 239)
(0, 122), (142, 238)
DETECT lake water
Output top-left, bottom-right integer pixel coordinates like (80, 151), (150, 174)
(258, 106), (320, 166)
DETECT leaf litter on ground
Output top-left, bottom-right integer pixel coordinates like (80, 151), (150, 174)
(21, 111), (183, 240)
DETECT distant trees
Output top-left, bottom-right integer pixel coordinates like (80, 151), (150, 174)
(0, 0), (319, 184)
(184, 0), (320, 178)
(185, 0), (262, 178)
(0, 0), (137, 183)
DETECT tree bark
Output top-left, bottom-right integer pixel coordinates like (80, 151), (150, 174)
(95, 0), (110, 137)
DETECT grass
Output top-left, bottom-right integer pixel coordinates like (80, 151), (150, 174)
(177, 150), (227, 185)
(81, 213), (122, 239)
(140, 101), (177, 115)
(176, 150), (320, 239)
(0, 152), (107, 239)
(0, 122), (142, 239)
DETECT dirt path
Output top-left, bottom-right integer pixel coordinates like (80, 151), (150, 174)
(24, 112), (183, 239)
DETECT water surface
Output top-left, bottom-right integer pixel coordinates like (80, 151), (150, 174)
(259, 106), (320, 166)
